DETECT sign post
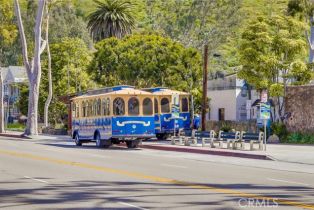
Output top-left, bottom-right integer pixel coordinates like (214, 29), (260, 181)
(171, 94), (180, 136)
(260, 103), (270, 151)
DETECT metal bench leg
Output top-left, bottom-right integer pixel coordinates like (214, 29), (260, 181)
(259, 142), (263, 150)
(227, 140), (231, 149)
(193, 138), (197, 145)
(232, 140), (236, 149)
(179, 137), (183, 145)
(184, 137), (190, 146)
(202, 139), (205, 147)
(171, 136), (175, 145)
(241, 141), (245, 150)
(210, 139), (214, 148)
(250, 141), (254, 150)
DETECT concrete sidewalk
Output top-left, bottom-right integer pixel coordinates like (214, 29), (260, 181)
(140, 140), (314, 165)
(2, 131), (314, 165)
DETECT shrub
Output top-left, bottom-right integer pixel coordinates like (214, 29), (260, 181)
(284, 133), (314, 144)
(271, 122), (288, 140)
(220, 123), (232, 132)
(6, 123), (25, 132)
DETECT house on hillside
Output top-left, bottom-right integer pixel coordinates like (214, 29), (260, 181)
(0, 66), (28, 123)
(207, 72), (260, 121)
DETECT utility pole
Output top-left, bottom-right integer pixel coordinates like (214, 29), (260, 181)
(201, 44), (208, 131)
(0, 70), (4, 133)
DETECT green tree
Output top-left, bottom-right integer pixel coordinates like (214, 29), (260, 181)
(239, 15), (312, 121)
(287, 0), (314, 63)
(89, 33), (203, 112)
(0, 0), (18, 66)
(18, 38), (94, 126)
(87, 0), (136, 41)
(0, 0), (18, 133)
(42, 38), (94, 124)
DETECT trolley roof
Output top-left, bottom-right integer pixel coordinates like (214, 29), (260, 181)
(72, 86), (153, 101)
(142, 87), (190, 96)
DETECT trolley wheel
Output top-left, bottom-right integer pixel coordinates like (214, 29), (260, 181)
(126, 140), (139, 148)
(103, 140), (112, 148)
(95, 134), (105, 148)
(156, 134), (165, 140)
(75, 134), (82, 146)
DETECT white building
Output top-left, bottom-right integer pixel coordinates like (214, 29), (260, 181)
(207, 72), (260, 121)
(0, 66), (28, 122)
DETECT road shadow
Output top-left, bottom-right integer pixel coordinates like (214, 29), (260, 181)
(1, 179), (314, 209)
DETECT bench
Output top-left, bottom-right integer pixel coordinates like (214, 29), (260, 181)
(182, 130), (197, 146)
(216, 131), (241, 149)
(193, 131), (216, 147)
(171, 129), (193, 145)
(239, 131), (264, 150)
(183, 130), (216, 146)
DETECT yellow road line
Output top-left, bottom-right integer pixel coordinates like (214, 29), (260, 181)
(1, 149), (314, 209)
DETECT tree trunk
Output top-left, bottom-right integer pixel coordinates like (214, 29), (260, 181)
(0, 71), (4, 133)
(44, 3), (52, 127)
(25, 79), (40, 135)
(309, 16), (314, 63)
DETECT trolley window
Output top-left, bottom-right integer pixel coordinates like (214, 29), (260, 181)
(106, 98), (110, 115)
(96, 99), (101, 115)
(128, 97), (139, 116)
(143, 98), (153, 115)
(76, 103), (79, 117)
(181, 97), (189, 112)
(102, 98), (107, 116)
(82, 101), (86, 117)
(113, 97), (125, 116)
(154, 98), (158, 114)
(88, 100), (93, 117)
(161, 98), (170, 113)
(93, 99), (97, 116)
(71, 102), (75, 118)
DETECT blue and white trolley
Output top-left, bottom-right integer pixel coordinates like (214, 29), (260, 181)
(144, 87), (191, 140)
(71, 86), (155, 148)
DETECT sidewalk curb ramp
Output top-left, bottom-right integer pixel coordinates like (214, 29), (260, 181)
(140, 144), (273, 160)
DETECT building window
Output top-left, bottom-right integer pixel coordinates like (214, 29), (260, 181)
(154, 98), (158, 114)
(181, 97), (189, 112)
(143, 98), (153, 115)
(218, 108), (225, 121)
(161, 98), (170, 113)
(128, 97), (139, 116)
(113, 97), (125, 116)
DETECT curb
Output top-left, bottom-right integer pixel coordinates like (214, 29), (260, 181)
(0, 133), (31, 139)
(140, 144), (272, 160)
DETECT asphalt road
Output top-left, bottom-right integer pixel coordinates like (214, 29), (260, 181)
(0, 136), (314, 210)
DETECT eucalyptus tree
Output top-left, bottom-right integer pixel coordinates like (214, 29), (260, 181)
(14, 0), (46, 135)
(44, 0), (52, 128)
(87, 0), (136, 41)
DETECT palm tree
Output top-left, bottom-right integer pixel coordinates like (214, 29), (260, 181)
(87, 0), (135, 41)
